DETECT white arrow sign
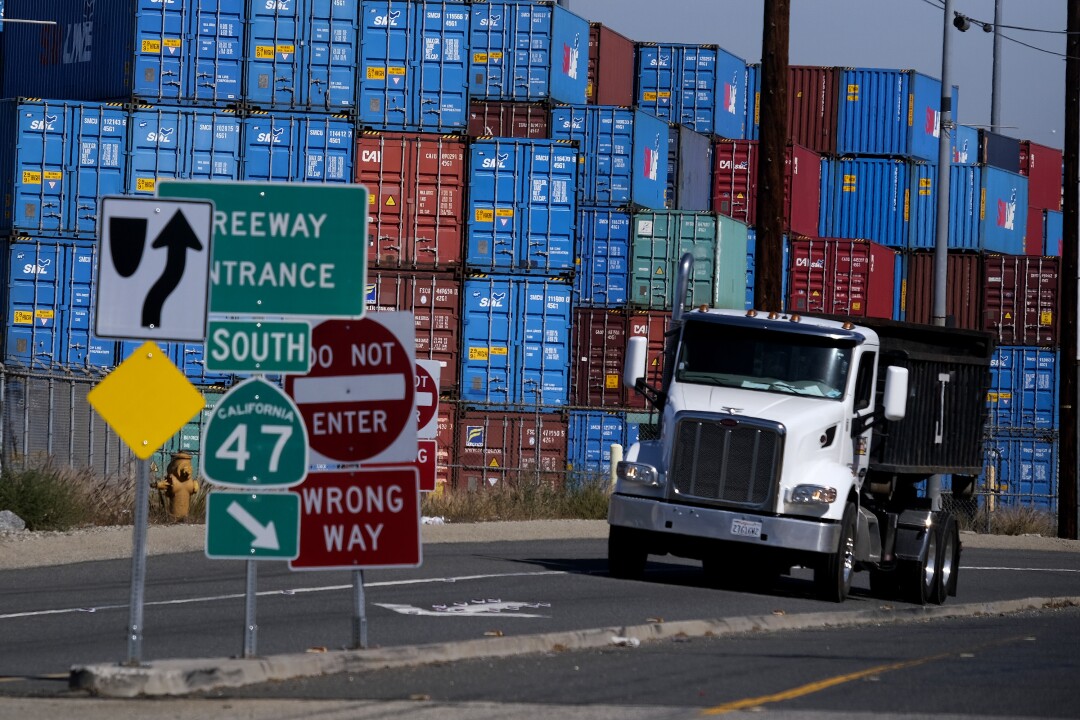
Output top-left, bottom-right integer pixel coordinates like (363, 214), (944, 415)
(227, 500), (280, 550)
(376, 600), (550, 617)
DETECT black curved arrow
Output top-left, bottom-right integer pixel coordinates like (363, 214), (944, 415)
(142, 210), (204, 329)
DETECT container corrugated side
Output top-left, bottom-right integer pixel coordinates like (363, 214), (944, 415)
(715, 215), (750, 310)
(630, 211), (717, 310)
(905, 162), (937, 249)
(1019, 140), (1063, 211)
(570, 308), (670, 409)
(468, 101), (551, 138)
(951, 124), (979, 164)
(460, 275), (572, 410)
(714, 46), (748, 139)
(360, 1), (468, 130)
(988, 346), (1059, 432)
(1025, 204), (1044, 256)
(819, 157), (909, 248)
(469, 2), (589, 104)
(978, 129), (1021, 172)
(787, 237), (895, 319)
(979, 166), (1028, 254)
(837, 68), (942, 161)
(981, 433), (1058, 511)
(567, 410), (639, 483)
(1044, 209), (1063, 256)
(786, 143), (822, 238)
(746, 229), (789, 311)
(574, 208), (630, 307)
(788, 66), (840, 155)
(0, 100), (127, 238)
(666, 123), (713, 212)
(744, 63), (759, 141)
(982, 254), (1059, 347)
(587, 23), (635, 106)
(364, 270), (461, 396)
(466, 138), (577, 274)
(126, 107), (241, 196)
(455, 410), (568, 489)
(898, 250), (980, 329)
(355, 131), (465, 271)
(241, 112), (354, 182)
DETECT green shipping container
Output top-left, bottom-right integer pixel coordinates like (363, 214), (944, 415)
(630, 211), (717, 310)
(714, 215), (750, 310)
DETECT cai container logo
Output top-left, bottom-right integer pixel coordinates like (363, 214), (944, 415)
(562, 34), (580, 80)
(997, 189), (1017, 230)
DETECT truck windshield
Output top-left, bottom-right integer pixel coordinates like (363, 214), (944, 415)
(674, 320), (853, 400)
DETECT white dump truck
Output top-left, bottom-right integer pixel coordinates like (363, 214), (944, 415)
(609, 254), (994, 603)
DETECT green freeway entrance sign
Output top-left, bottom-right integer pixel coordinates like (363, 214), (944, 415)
(202, 377), (309, 488)
(206, 319), (312, 373)
(206, 491), (300, 560)
(156, 181), (368, 317)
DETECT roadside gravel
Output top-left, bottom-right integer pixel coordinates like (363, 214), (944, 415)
(1, 520), (1078, 571)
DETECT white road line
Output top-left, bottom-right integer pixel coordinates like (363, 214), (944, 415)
(0, 570), (565, 621)
(961, 566), (1080, 572)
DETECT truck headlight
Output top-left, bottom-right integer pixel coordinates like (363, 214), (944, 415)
(789, 485), (837, 505)
(617, 461), (659, 487)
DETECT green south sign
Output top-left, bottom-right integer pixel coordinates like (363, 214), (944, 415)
(206, 491), (300, 560)
(202, 377), (309, 488)
(156, 181), (368, 317)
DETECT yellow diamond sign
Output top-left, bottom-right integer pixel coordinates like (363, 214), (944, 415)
(88, 341), (205, 460)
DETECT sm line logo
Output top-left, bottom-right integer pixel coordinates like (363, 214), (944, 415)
(997, 189), (1017, 231)
(925, 107), (941, 138)
(642, 133), (660, 181)
(562, 33), (580, 80)
(724, 72), (739, 114)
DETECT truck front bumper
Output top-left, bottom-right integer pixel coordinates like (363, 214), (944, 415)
(609, 494), (840, 554)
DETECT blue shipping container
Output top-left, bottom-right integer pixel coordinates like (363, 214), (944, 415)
(241, 113), (354, 182)
(837, 69), (945, 161)
(1044, 209), (1063, 256)
(460, 275), (572, 410)
(2, 238), (117, 371)
(988, 346), (1059, 432)
(574, 207), (630, 306)
(951, 124), (979, 165)
(467, 138), (577, 274)
(549, 105), (667, 208)
(127, 107), (242, 195)
(744, 62), (760, 141)
(0, 99), (127, 238)
(819, 157), (909, 248)
(469, 2), (589, 104)
(359, 1), (469, 131)
(636, 43), (724, 136)
(567, 410), (640, 483)
(714, 46), (748, 139)
(948, 164), (1028, 254)
(744, 228), (788, 311)
(981, 433), (1059, 511)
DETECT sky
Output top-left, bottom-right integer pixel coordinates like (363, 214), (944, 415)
(567, 0), (1068, 148)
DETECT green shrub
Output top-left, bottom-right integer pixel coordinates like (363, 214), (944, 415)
(0, 465), (90, 531)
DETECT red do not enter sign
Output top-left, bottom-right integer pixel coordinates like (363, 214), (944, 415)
(286, 313), (417, 465)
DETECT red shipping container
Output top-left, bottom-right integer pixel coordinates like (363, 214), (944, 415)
(587, 23), (635, 106)
(712, 140), (821, 237)
(454, 410), (568, 489)
(788, 238), (895, 319)
(1019, 140), (1063, 211)
(788, 66), (840, 155)
(900, 250), (981, 329)
(435, 403), (455, 489)
(982, 254), (1059, 346)
(365, 270), (461, 395)
(467, 101), (550, 138)
(571, 308), (671, 410)
(355, 131), (465, 271)
(1025, 205), (1045, 256)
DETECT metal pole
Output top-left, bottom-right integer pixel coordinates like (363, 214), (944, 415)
(243, 560), (258, 658)
(352, 570), (368, 649)
(990, 0), (1004, 129)
(126, 459), (151, 665)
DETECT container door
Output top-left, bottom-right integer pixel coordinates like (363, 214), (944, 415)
(135, 0), (187, 102)
(306, 0), (359, 112)
(460, 277), (514, 406)
(467, 140), (520, 271)
(190, 0), (245, 105)
(518, 278), (572, 408)
(519, 141), (577, 273)
(246, 0), (302, 109)
(359, 1), (411, 127)
(415, 1), (470, 130)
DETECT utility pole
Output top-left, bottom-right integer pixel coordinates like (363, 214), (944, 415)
(933, 0), (955, 328)
(990, 0), (1004, 128)
(755, 0), (790, 312)
(1059, 0), (1078, 539)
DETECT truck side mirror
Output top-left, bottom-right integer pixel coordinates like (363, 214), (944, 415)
(624, 336), (648, 389)
(882, 366), (909, 421)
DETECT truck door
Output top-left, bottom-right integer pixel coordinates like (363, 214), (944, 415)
(851, 351), (876, 481)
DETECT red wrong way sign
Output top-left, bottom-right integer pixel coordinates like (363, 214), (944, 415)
(415, 359), (441, 439)
(290, 467), (421, 570)
(286, 312), (417, 465)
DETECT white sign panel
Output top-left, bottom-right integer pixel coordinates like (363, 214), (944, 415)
(96, 196), (214, 341)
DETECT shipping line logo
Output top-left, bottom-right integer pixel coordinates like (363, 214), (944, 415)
(724, 72), (738, 115)
(479, 14), (501, 28)
(30, 114), (59, 132)
(954, 139), (970, 164)
(265, 0), (290, 10)
(20, 256), (51, 276)
(925, 107), (941, 138)
(466, 426), (485, 447)
(997, 189), (1017, 231)
(373, 9), (401, 26)
(256, 127), (287, 144)
(480, 152), (510, 169)
(476, 291), (507, 308)
(562, 33), (580, 80)
(365, 283), (377, 304)
(144, 126), (175, 144)
(642, 134), (660, 181)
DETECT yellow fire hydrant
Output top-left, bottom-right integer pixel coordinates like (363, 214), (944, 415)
(154, 451), (200, 520)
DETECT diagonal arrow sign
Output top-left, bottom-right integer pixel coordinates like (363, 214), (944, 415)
(226, 500), (280, 550)
(142, 209), (203, 329)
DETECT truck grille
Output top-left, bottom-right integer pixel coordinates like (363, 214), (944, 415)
(670, 417), (783, 508)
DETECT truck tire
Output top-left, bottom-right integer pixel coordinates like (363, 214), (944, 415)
(814, 502), (856, 603)
(608, 526), (647, 580)
(934, 517), (961, 602)
(869, 568), (901, 599)
(901, 525), (940, 605)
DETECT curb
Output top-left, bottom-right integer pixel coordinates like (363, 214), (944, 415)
(70, 595), (1080, 698)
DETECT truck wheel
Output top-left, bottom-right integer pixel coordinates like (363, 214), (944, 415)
(901, 526), (940, 605)
(608, 526), (647, 580)
(814, 502), (856, 603)
(934, 517), (961, 602)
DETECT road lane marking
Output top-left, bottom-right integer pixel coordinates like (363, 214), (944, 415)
(0, 570), (565, 621)
(701, 635), (1030, 715)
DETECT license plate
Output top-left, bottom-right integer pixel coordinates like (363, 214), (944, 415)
(730, 518), (762, 538)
